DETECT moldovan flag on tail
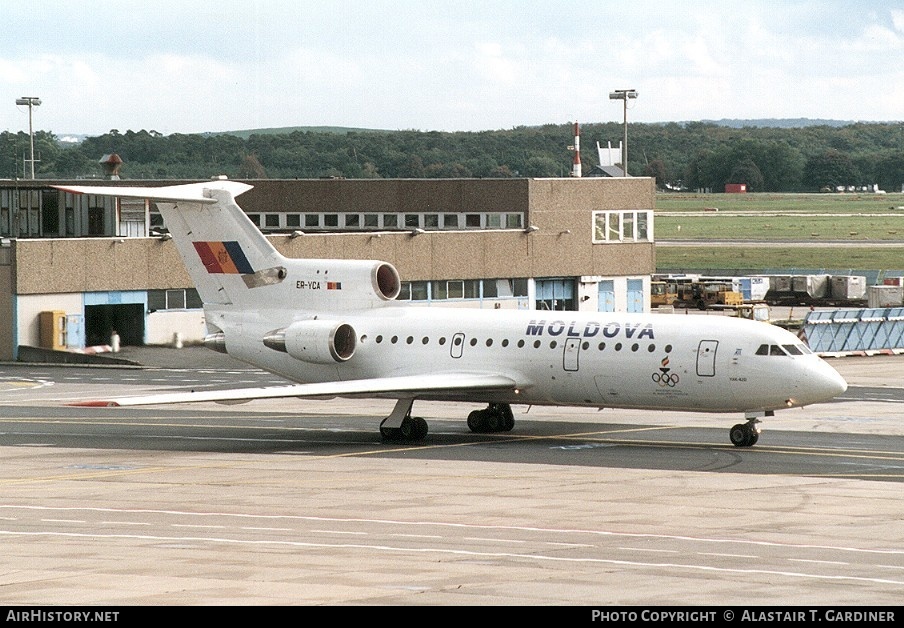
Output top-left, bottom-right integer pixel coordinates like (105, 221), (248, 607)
(193, 241), (254, 274)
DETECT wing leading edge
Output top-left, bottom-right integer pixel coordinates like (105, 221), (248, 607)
(68, 373), (519, 407)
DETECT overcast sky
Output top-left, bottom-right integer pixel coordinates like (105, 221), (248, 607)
(2, 1), (902, 137)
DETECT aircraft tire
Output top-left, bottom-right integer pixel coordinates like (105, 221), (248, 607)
(381, 417), (428, 442)
(467, 410), (485, 433)
(730, 423), (758, 447)
(468, 405), (514, 433)
(411, 416), (428, 440)
(730, 424), (749, 447)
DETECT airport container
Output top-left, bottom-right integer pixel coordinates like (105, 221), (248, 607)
(792, 274), (830, 300)
(868, 285), (904, 308)
(735, 276), (769, 301)
(768, 275), (793, 294)
(830, 275), (867, 301)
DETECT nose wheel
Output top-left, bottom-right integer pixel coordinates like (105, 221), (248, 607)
(729, 419), (760, 447)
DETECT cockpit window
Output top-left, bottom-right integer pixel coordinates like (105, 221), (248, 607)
(756, 343), (811, 356)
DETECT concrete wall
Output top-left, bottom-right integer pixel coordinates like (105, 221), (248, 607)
(13, 230), (654, 294)
(0, 263), (13, 358)
(14, 238), (192, 295)
(147, 310), (207, 346)
(277, 231), (654, 282)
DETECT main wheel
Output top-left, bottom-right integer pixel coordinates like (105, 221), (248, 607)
(382, 417), (429, 442)
(467, 410), (485, 433)
(411, 416), (428, 440)
(379, 418), (397, 440)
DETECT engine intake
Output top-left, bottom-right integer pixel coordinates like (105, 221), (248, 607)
(374, 262), (401, 301)
(263, 320), (357, 364)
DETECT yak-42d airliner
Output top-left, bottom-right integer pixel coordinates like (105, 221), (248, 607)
(59, 181), (847, 447)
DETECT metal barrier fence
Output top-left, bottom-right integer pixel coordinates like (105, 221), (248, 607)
(802, 307), (904, 353)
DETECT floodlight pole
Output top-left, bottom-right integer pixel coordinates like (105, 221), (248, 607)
(15, 97), (41, 179)
(608, 89), (637, 176)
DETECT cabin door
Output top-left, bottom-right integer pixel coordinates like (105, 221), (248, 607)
(563, 338), (581, 371)
(696, 340), (719, 377)
(450, 333), (465, 359)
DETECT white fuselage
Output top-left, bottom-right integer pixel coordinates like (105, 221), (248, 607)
(56, 181), (848, 438)
(210, 305), (847, 414)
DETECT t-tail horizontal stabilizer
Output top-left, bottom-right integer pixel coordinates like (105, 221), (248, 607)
(54, 181), (402, 311)
(56, 181), (287, 307)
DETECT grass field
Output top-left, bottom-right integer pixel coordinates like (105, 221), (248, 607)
(656, 192), (904, 214)
(654, 192), (904, 272)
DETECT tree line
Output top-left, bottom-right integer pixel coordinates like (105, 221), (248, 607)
(2, 121), (903, 193)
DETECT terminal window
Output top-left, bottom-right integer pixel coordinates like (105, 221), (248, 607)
(592, 210), (654, 243)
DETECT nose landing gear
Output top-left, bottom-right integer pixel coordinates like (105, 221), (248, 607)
(729, 418), (762, 447)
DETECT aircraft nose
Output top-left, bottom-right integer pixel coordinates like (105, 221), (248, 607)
(810, 360), (848, 401)
(787, 359), (847, 407)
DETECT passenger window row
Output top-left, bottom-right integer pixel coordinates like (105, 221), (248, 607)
(367, 334), (673, 354)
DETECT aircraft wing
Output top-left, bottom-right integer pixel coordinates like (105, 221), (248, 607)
(68, 373), (519, 407)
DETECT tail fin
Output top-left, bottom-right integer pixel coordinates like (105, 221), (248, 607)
(55, 181), (401, 311)
(56, 181), (285, 306)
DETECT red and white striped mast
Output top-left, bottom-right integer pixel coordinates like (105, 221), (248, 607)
(570, 121), (582, 177)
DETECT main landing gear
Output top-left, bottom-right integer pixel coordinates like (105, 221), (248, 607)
(379, 398), (428, 442)
(467, 403), (515, 433)
(379, 400), (517, 443)
(729, 417), (762, 447)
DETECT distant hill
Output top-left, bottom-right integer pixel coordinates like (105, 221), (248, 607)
(701, 118), (864, 129)
(223, 119), (900, 136)
(22, 119), (903, 190)
(217, 120), (872, 136)
(58, 119), (895, 143)
(208, 126), (393, 139)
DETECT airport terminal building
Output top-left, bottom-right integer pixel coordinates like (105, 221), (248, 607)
(0, 177), (656, 360)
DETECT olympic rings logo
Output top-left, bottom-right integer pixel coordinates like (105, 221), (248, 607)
(652, 371), (680, 387)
